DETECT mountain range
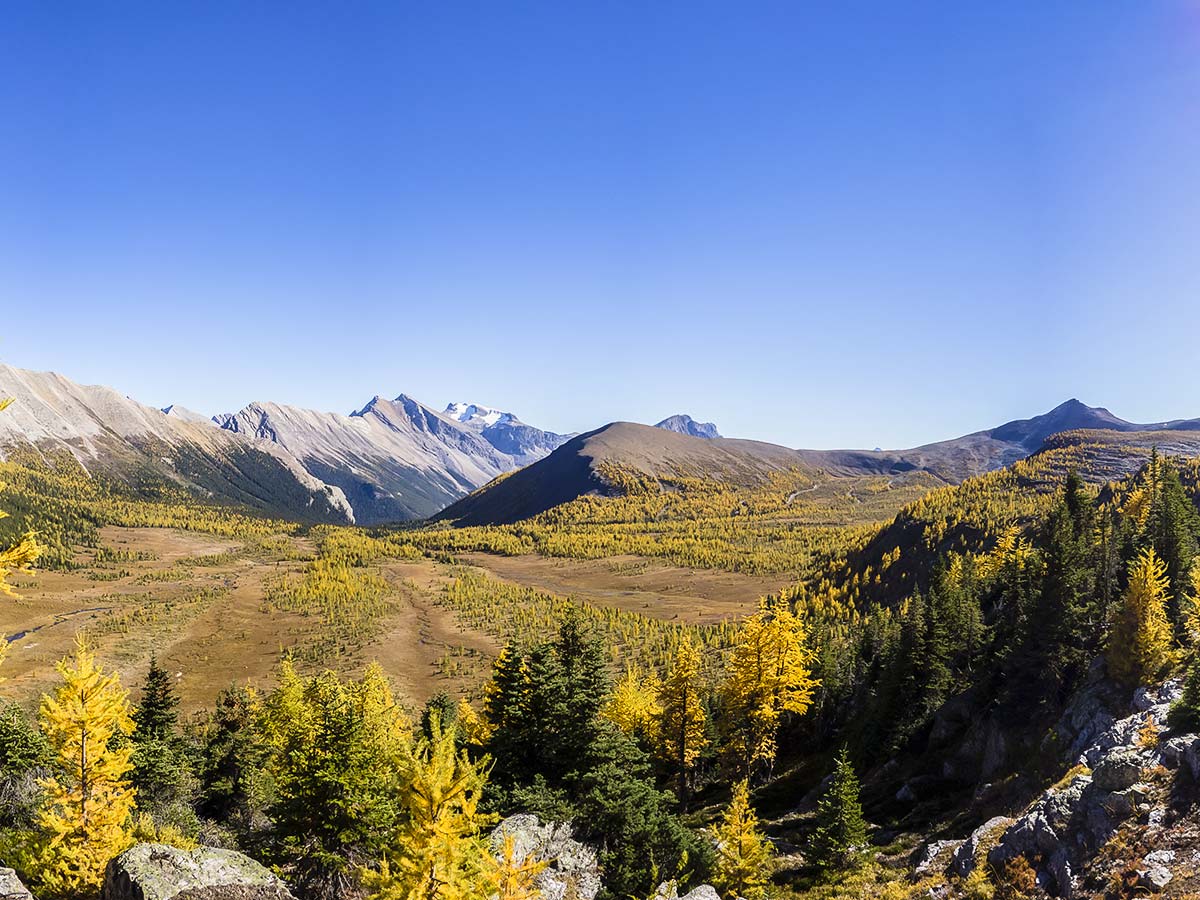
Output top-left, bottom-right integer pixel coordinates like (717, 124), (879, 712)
(2, 362), (1198, 526)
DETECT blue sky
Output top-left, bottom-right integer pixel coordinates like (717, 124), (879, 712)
(2, 2), (1200, 449)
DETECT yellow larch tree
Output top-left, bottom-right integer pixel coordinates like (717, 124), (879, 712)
(490, 833), (546, 900)
(1108, 547), (1176, 686)
(711, 780), (774, 900)
(34, 637), (137, 896)
(657, 641), (708, 803)
(603, 665), (661, 742)
(365, 720), (494, 900)
(721, 597), (818, 775)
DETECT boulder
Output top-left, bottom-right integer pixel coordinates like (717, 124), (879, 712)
(949, 816), (1014, 877)
(914, 840), (963, 877)
(0, 869), (33, 900)
(652, 883), (721, 900)
(1138, 849), (1175, 892)
(102, 844), (294, 900)
(1092, 749), (1143, 793)
(491, 814), (601, 900)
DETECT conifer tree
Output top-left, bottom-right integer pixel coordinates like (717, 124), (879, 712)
(267, 664), (411, 900)
(711, 779), (774, 900)
(490, 833), (547, 900)
(1168, 655), (1200, 732)
(133, 654), (179, 739)
(810, 747), (867, 872)
(33, 638), (137, 896)
(721, 598), (818, 775)
(603, 665), (661, 744)
(130, 654), (195, 835)
(1108, 548), (1175, 687)
(366, 719), (493, 900)
(199, 685), (270, 832)
(657, 639), (709, 804)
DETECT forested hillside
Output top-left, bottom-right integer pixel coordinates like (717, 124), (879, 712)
(5, 397), (1200, 899)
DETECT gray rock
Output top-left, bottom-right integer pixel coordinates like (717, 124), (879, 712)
(1159, 733), (1200, 768)
(1139, 849), (1175, 892)
(949, 816), (1014, 877)
(102, 844), (293, 900)
(1046, 847), (1074, 899)
(491, 814), (601, 900)
(652, 884), (720, 900)
(0, 869), (33, 900)
(987, 776), (1090, 870)
(1093, 749), (1143, 792)
(914, 840), (963, 877)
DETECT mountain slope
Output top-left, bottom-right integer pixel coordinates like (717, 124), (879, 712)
(444, 402), (571, 466)
(654, 414), (721, 439)
(799, 399), (1200, 483)
(435, 421), (811, 526)
(0, 364), (353, 522)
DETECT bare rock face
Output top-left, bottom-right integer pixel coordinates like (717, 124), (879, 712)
(0, 868), (33, 900)
(490, 814), (601, 900)
(948, 816), (1014, 877)
(102, 844), (294, 900)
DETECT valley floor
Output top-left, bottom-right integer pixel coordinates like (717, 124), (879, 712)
(0, 525), (778, 712)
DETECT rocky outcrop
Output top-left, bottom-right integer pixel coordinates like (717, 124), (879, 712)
(0, 869), (33, 900)
(947, 677), (1186, 898)
(948, 816), (1013, 877)
(652, 883), (722, 900)
(102, 844), (294, 900)
(490, 814), (601, 900)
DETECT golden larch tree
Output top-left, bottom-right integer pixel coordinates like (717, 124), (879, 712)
(34, 637), (137, 896)
(603, 665), (661, 742)
(490, 833), (546, 900)
(1108, 547), (1175, 686)
(657, 641), (708, 803)
(711, 779), (774, 900)
(721, 597), (818, 774)
(365, 720), (494, 900)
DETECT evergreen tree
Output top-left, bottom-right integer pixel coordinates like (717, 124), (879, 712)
(199, 685), (270, 833)
(1168, 655), (1200, 732)
(810, 747), (867, 872)
(0, 703), (50, 827)
(32, 638), (137, 897)
(711, 780), (773, 900)
(1108, 548), (1176, 687)
(133, 654), (179, 739)
(1144, 460), (1200, 638)
(130, 655), (196, 835)
(267, 664), (411, 900)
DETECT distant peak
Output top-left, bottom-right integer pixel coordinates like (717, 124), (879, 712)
(444, 401), (516, 429)
(654, 414), (721, 439)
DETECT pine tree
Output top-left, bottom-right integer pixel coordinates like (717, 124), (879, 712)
(810, 747), (867, 872)
(133, 654), (179, 740)
(657, 640), (709, 804)
(1108, 548), (1176, 687)
(711, 779), (774, 900)
(721, 597), (818, 775)
(366, 719), (493, 900)
(33, 638), (137, 897)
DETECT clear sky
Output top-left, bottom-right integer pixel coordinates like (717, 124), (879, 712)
(2, 2), (1200, 450)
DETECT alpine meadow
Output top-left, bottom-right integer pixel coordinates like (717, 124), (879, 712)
(4, 4), (1200, 900)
